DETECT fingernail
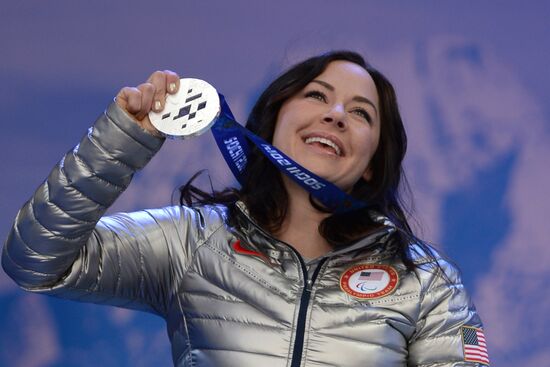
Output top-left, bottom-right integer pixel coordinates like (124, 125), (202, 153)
(154, 100), (161, 111)
(169, 83), (176, 93)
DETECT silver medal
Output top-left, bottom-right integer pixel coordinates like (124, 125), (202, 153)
(149, 78), (221, 139)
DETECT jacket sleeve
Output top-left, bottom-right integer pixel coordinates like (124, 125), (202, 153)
(1, 102), (196, 316)
(407, 255), (490, 367)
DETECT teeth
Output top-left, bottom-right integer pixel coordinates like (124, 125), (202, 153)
(305, 137), (341, 156)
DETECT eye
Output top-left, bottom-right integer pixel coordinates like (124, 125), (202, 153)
(305, 90), (327, 102)
(351, 108), (372, 123)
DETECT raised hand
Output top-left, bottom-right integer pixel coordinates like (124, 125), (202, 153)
(115, 70), (180, 136)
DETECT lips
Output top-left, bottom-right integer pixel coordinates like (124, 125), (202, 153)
(302, 132), (345, 156)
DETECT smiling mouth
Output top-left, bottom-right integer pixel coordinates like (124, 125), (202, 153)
(304, 136), (342, 156)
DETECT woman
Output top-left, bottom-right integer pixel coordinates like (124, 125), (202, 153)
(2, 51), (488, 366)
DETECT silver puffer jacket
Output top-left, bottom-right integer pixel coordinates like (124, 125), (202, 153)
(2, 103), (488, 366)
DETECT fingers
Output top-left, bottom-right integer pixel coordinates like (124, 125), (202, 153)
(116, 70), (181, 116)
(116, 86), (142, 115)
(146, 70), (180, 112)
(115, 84), (153, 121)
(115, 70), (181, 134)
(134, 83), (155, 121)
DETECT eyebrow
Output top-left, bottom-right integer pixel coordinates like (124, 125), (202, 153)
(311, 79), (378, 117)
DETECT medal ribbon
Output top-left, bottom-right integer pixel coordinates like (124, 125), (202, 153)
(211, 94), (367, 213)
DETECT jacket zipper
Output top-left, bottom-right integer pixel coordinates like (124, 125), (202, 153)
(234, 204), (386, 365)
(289, 249), (328, 367)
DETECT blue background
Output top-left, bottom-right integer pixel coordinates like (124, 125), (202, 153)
(1, 1), (549, 366)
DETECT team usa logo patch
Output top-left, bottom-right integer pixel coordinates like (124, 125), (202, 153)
(461, 326), (490, 365)
(340, 264), (399, 299)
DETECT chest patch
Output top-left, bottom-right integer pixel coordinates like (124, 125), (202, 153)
(340, 264), (399, 299)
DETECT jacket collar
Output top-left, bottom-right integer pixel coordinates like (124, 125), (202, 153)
(233, 201), (398, 260)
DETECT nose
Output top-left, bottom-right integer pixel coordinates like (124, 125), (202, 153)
(322, 103), (346, 129)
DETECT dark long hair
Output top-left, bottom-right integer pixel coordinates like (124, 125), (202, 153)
(180, 50), (436, 271)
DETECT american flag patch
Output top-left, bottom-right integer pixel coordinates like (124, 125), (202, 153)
(461, 326), (489, 365)
(357, 271), (384, 281)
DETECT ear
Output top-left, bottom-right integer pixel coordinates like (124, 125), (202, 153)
(362, 165), (373, 182)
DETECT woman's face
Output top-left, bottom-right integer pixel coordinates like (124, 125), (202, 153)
(272, 60), (381, 191)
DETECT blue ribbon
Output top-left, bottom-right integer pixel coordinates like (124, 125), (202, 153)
(211, 94), (367, 213)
